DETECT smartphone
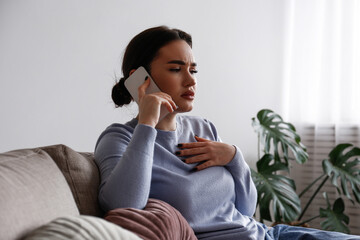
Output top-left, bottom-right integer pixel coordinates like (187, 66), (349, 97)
(124, 66), (161, 103)
(124, 66), (169, 118)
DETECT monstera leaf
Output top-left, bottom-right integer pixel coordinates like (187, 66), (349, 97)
(252, 109), (308, 164)
(322, 144), (360, 203)
(251, 154), (301, 222)
(320, 193), (350, 233)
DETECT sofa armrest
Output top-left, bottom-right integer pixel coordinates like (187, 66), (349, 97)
(0, 148), (79, 240)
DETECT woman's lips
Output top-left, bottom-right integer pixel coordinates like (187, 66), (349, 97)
(181, 91), (195, 100)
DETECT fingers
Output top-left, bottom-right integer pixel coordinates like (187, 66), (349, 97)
(177, 141), (207, 149)
(176, 138), (209, 159)
(176, 138), (212, 171)
(195, 161), (214, 171)
(156, 92), (177, 112)
(194, 135), (211, 142)
(177, 135), (210, 149)
(137, 77), (151, 100)
(138, 79), (177, 112)
(177, 137), (236, 172)
(180, 151), (209, 164)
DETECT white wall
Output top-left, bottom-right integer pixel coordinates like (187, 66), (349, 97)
(0, 0), (286, 167)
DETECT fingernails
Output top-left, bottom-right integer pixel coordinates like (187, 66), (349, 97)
(177, 144), (183, 148)
(144, 76), (149, 81)
(175, 151), (181, 156)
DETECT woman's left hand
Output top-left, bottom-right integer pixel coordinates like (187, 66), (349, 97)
(176, 136), (236, 171)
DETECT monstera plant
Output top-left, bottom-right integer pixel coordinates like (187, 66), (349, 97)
(251, 109), (360, 233)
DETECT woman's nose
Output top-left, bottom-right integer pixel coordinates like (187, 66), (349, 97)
(185, 73), (197, 87)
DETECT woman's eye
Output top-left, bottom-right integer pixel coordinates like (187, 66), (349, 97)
(169, 68), (198, 74)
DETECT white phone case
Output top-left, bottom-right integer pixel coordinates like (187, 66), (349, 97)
(124, 66), (161, 103)
(124, 66), (169, 119)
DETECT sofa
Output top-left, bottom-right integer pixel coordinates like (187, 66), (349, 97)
(0, 144), (197, 240)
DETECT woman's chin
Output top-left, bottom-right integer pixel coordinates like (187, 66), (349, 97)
(175, 105), (193, 113)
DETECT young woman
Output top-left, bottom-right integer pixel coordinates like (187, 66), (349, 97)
(95, 26), (359, 240)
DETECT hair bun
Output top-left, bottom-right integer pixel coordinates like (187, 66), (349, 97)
(111, 77), (132, 107)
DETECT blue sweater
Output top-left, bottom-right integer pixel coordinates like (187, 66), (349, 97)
(94, 115), (267, 239)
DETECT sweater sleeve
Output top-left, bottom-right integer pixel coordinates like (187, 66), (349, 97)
(225, 146), (258, 217)
(94, 123), (157, 212)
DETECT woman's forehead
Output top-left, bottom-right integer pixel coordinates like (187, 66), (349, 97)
(156, 40), (195, 63)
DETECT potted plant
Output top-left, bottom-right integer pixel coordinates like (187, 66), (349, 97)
(251, 109), (360, 233)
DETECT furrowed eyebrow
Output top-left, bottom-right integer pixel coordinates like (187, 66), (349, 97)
(167, 60), (197, 67)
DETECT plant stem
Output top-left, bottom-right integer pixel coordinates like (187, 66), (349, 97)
(299, 174), (326, 198)
(298, 175), (329, 221)
(295, 215), (321, 226)
(258, 133), (260, 161)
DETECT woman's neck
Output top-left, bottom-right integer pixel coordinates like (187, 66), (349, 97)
(155, 113), (177, 131)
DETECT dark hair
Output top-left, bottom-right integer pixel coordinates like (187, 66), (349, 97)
(111, 26), (192, 107)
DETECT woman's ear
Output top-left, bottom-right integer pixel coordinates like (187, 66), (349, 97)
(129, 69), (136, 76)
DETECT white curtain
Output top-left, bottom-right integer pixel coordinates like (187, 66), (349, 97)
(282, 0), (360, 124)
(282, 1), (360, 234)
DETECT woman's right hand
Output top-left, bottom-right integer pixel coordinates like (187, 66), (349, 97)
(137, 78), (177, 127)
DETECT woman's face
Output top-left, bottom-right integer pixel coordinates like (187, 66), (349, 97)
(150, 40), (197, 113)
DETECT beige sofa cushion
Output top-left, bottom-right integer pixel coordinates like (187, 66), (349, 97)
(40, 144), (103, 217)
(23, 215), (141, 240)
(0, 148), (79, 240)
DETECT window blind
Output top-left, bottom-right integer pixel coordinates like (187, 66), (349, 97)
(290, 124), (360, 234)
